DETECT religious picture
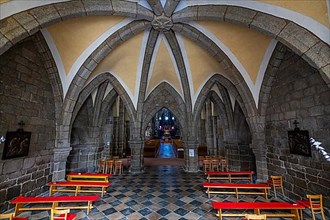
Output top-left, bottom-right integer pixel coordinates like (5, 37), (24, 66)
(288, 130), (311, 157)
(2, 131), (31, 159)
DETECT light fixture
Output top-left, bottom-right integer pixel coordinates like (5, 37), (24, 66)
(0, 135), (5, 144)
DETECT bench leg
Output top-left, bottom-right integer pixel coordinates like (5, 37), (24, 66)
(291, 209), (300, 220)
(235, 188), (239, 200)
(49, 186), (54, 196)
(14, 203), (23, 216)
(218, 209), (222, 220)
(87, 201), (92, 215)
(264, 189), (268, 200)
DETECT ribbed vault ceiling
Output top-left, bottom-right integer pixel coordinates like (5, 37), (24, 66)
(1, 0), (329, 112)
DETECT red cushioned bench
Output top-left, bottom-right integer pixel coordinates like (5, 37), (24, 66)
(67, 173), (112, 182)
(205, 171), (254, 182)
(203, 182), (270, 199)
(48, 181), (110, 197)
(212, 201), (304, 220)
(11, 195), (99, 216)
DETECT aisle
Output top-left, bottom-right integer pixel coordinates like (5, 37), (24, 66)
(157, 143), (176, 158)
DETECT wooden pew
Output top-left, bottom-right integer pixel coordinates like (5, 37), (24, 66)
(212, 201), (304, 220)
(205, 171), (254, 182)
(66, 173), (112, 182)
(48, 181), (110, 196)
(203, 182), (270, 199)
(11, 195), (99, 216)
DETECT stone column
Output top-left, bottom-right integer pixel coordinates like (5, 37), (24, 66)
(183, 140), (199, 172)
(224, 143), (240, 171)
(117, 100), (125, 156)
(212, 115), (218, 155)
(53, 147), (72, 181)
(205, 100), (214, 155)
(251, 143), (268, 182)
(129, 139), (144, 174)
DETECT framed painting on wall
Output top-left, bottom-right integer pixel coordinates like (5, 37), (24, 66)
(288, 130), (311, 157)
(2, 131), (31, 160)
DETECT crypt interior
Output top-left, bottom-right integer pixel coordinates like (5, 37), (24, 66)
(0, 0), (329, 219)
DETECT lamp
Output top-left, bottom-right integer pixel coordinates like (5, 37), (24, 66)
(0, 135), (5, 144)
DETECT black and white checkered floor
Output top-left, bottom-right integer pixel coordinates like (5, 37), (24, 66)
(11, 165), (315, 220)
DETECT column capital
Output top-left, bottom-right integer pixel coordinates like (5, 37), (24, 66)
(53, 147), (72, 162)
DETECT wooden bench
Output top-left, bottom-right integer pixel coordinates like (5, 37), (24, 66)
(48, 181), (110, 197)
(66, 173), (112, 182)
(205, 171), (254, 182)
(203, 182), (270, 199)
(11, 195), (99, 216)
(212, 201), (304, 220)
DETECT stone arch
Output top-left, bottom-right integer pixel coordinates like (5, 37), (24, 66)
(142, 82), (186, 139)
(173, 23), (257, 135)
(172, 5), (330, 86)
(0, 0), (154, 55)
(193, 74), (247, 137)
(258, 43), (287, 116)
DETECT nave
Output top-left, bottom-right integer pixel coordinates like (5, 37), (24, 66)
(8, 165), (316, 220)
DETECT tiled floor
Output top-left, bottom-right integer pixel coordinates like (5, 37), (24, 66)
(10, 163), (315, 220)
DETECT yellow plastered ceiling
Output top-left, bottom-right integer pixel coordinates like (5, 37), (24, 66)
(182, 36), (225, 94)
(197, 20), (272, 84)
(47, 16), (125, 75)
(90, 32), (144, 96)
(259, 0), (330, 28)
(147, 38), (183, 97)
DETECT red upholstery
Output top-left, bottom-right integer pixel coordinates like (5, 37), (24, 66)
(12, 195), (99, 203)
(13, 218), (28, 220)
(67, 173), (112, 177)
(203, 182), (269, 188)
(54, 213), (76, 220)
(297, 200), (310, 207)
(212, 201), (304, 209)
(205, 171), (254, 175)
(48, 181), (110, 187)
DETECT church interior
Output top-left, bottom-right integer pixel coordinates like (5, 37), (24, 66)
(0, 0), (329, 219)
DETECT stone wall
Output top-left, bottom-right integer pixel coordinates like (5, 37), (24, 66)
(265, 50), (330, 211)
(0, 38), (56, 211)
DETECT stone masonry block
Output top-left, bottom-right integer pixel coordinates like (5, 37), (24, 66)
(172, 7), (198, 22)
(92, 42), (111, 63)
(303, 41), (330, 71)
(112, 0), (137, 18)
(320, 64), (330, 86)
(181, 25), (199, 41)
(0, 17), (29, 44)
(172, 23), (184, 33)
(55, 1), (86, 20)
(3, 159), (23, 174)
(82, 0), (113, 15)
(106, 32), (123, 49)
(6, 185), (21, 201)
(129, 21), (150, 35)
(277, 22), (320, 56)
(12, 12), (39, 36)
(137, 5), (154, 21)
(84, 57), (98, 72)
(197, 5), (226, 21)
(23, 157), (36, 169)
(118, 27), (133, 41)
(29, 5), (62, 28)
(250, 13), (287, 38)
(164, 0), (180, 17)
(0, 32), (13, 55)
(225, 6), (256, 27)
